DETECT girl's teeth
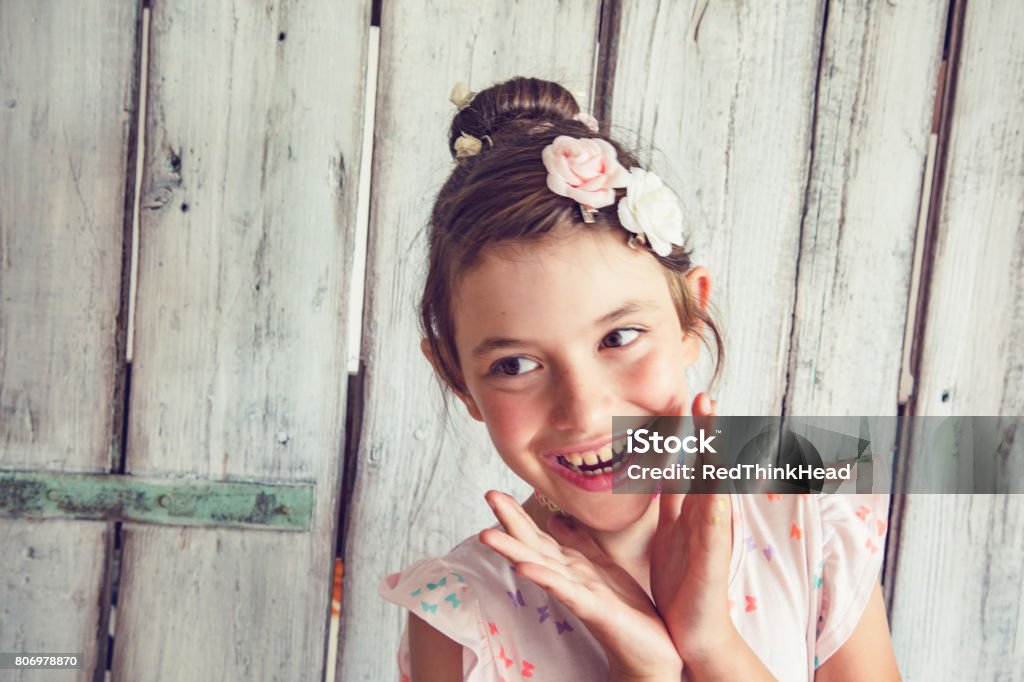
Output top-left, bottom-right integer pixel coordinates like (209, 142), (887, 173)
(555, 443), (630, 476)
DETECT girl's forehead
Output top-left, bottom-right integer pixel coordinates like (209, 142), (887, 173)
(452, 229), (674, 335)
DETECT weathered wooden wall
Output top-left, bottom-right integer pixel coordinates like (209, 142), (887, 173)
(889, 0), (1024, 678)
(0, 1), (139, 679)
(114, 1), (368, 680)
(2, 0), (367, 680)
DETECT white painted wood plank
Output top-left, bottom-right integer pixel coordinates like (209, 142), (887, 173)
(893, 1), (1024, 678)
(889, 495), (1024, 678)
(0, 1), (138, 678)
(119, 1), (368, 679)
(0, 520), (109, 681)
(910, 2), (1024, 420)
(786, 1), (946, 416)
(338, 2), (602, 679)
(609, 0), (826, 415)
(0, 0), (136, 467)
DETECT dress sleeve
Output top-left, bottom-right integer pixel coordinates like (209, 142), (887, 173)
(379, 557), (495, 681)
(813, 493), (891, 669)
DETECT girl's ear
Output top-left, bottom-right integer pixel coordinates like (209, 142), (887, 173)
(681, 266), (712, 367)
(419, 338), (484, 422)
(685, 266), (712, 312)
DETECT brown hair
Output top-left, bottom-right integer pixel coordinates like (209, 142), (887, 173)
(420, 76), (723, 395)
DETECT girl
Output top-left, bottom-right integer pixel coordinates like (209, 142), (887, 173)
(379, 76), (900, 681)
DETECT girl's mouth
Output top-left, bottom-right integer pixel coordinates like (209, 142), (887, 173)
(554, 435), (629, 476)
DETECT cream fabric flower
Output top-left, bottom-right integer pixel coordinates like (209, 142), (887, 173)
(616, 168), (685, 257)
(454, 132), (482, 159)
(541, 136), (630, 209)
(449, 82), (476, 111)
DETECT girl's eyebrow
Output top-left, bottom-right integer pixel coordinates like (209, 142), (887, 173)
(596, 300), (658, 326)
(471, 300), (659, 358)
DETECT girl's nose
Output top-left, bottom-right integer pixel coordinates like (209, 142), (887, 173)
(549, 364), (613, 435)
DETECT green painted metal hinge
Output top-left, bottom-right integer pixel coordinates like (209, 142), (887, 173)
(0, 470), (314, 531)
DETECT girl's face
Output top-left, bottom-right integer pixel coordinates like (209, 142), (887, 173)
(447, 227), (708, 531)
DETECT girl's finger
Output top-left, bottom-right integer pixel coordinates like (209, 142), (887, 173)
(690, 393), (722, 494)
(513, 560), (591, 618)
(691, 392), (716, 433)
(683, 492), (731, 561)
(485, 491), (562, 556)
(479, 527), (572, 578)
(656, 491), (684, 536)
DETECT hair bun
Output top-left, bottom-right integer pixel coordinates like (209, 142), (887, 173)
(447, 76), (583, 161)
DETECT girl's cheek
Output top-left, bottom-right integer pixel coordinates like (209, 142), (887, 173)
(623, 348), (690, 411)
(478, 391), (539, 446)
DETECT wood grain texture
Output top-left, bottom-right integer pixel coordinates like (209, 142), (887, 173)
(0, 0), (136, 468)
(892, 0), (1024, 678)
(889, 495), (1024, 678)
(608, 0), (826, 415)
(0, 1), (138, 679)
(337, 2), (601, 679)
(910, 1), (1024, 420)
(118, 1), (367, 679)
(0, 519), (109, 681)
(785, 1), (945, 416)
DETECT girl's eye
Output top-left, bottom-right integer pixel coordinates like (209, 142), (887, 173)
(489, 356), (540, 377)
(602, 327), (643, 349)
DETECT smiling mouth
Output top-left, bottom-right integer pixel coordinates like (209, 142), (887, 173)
(554, 434), (630, 477)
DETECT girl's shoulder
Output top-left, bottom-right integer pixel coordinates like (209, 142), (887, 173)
(734, 492), (889, 552)
(378, 526), (516, 607)
(731, 492), (889, 608)
(728, 492), (890, 677)
(379, 528), (605, 681)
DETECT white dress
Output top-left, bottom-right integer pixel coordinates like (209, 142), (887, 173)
(379, 493), (890, 681)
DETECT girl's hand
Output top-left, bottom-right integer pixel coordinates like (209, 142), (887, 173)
(479, 491), (683, 681)
(649, 393), (738, 666)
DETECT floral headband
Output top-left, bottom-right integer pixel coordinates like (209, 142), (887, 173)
(448, 82), (684, 256)
(542, 136), (685, 257)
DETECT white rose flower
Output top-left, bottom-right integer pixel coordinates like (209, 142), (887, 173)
(616, 168), (685, 257)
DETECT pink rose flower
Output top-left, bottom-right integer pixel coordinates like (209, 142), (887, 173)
(541, 136), (631, 209)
